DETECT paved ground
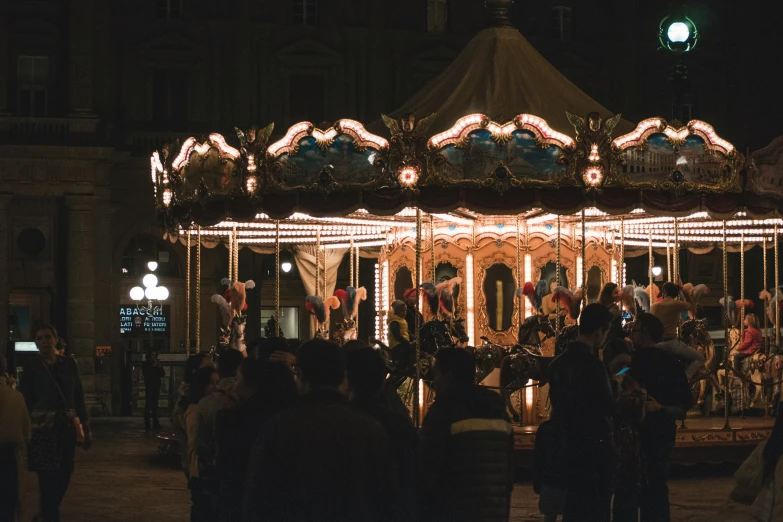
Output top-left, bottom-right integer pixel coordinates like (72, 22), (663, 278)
(19, 418), (756, 521)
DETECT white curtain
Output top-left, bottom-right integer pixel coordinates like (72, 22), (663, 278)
(293, 245), (349, 338)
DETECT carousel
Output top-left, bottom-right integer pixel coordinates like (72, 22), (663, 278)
(148, 2), (783, 448)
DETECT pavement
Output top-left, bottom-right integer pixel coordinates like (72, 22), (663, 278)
(18, 418), (756, 521)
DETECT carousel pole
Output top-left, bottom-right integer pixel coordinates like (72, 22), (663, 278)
(740, 231), (745, 416)
(673, 217), (679, 283)
(196, 226), (201, 353)
(234, 226), (239, 281)
(666, 236), (672, 283)
(275, 221), (281, 337)
(581, 209), (587, 304)
(556, 216), (561, 340)
(355, 245), (360, 288)
(516, 215), (522, 325)
(414, 209), (423, 428)
(315, 230), (321, 299)
(620, 217), (625, 285)
(649, 236), (654, 302)
(430, 214), (435, 285)
(776, 223), (780, 348)
(355, 246), (360, 334)
(350, 237), (355, 290)
(763, 237), (769, 355)
(185, 230), (191, 357)
(227, 230), (233, 281)
(722, 220), (730, 430)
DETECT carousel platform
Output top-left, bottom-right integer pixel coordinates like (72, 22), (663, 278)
(512, 416), (776, 468)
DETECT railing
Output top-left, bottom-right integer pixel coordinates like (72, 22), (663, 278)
(0, 116), (100, 144)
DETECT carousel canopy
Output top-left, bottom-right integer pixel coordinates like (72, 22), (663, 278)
(389, 25), (633, 137)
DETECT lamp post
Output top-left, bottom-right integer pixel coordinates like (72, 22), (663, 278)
(659, 3), (699, 123)
(129, 261), (169, 352)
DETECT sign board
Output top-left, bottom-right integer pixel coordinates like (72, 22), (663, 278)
(95, 345), (112, 357)
(120, 305), (170, 336)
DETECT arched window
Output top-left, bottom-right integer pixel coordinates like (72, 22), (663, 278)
(121, 234), (181, 278)
(427, 0), (448, 33)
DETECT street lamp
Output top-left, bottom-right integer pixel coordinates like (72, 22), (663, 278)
(130, 262), (168, 350)
(281, 261), (292, 273)
(659, 6), (699, 53)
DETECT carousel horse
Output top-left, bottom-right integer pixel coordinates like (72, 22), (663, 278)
(211, 278), (255, 356)
(471, 337), (507, 384)
(498, 314), (557, 423)
(333, 286), (367, 346)
(680, 318), (721, 413)
(305, 295), (340, 341)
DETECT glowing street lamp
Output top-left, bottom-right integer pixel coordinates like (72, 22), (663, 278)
(659, 7), (699, 53)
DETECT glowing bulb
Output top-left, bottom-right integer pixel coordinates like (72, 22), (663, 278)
(145, 287), (157, 300)
(156, 286), (169, 301)
(281, 261), (292, 273)
(667, 22), (689, 43)
(398, 166), (419, 187)
(246, 175), (257, 193)
(129, 287), (144, 301)
(163, 188), (172, 206)
(147, 261), (158, 271)
(143, 274), (158, 289)
(652, 266), (662, 277)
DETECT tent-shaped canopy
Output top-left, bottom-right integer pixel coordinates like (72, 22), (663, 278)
(390, 25), (633, 136)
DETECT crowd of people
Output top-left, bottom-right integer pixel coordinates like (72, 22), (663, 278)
(171, 340), (514, 522)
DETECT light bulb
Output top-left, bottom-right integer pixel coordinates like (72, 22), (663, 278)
(652, 266), (662, 277)
(147, 261), (158, 271)
(156, 286), (169, 300)
(145, 287), (158, 300)
(130, 287), (144, 301)
(281, 262), (292, 273)
(142, 274), (158, 289)
(667, 22), (690, 43)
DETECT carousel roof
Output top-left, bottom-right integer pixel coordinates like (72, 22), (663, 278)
(389, 25), (633, 137)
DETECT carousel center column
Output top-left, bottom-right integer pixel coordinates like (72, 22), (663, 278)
(64, 195), (97, 391)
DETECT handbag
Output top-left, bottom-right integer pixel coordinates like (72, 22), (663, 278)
(39, 357), (86, 445)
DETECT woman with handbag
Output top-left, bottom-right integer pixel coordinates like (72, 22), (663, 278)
(19, 324), (92, 522)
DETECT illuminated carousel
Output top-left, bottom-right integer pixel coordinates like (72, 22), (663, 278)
(149, 2), (783, 448)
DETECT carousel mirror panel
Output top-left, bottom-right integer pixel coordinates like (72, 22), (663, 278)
(482, 263), (516, 332)
(393, 265), (414, 301)
(435, 261), (461, 313)
(586, 265), (603, 303)
(539, 261), (569, 289)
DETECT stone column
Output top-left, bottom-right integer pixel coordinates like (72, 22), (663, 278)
(0, 195), (10, 361)
(64, 194), (96, 362)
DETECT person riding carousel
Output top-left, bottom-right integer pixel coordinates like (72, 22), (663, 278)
(651, 282), (695, 342)
(541, 277), (570, 331)
(387, 300), (414, 371)
(598, 282), (624, 340)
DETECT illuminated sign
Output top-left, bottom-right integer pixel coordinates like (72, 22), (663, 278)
(120, 305), (170, 335)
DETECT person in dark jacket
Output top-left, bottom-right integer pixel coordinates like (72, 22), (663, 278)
(419, 348), (514, 522)
(244, 339), (401, 522)
(630, 313), (693, 522)
(546, 303), (615, 522)
(215, 357), (297, 522)
(20, 324), (92, 522)
(344, 344), (418, 520)
(142, 350), (165, 432)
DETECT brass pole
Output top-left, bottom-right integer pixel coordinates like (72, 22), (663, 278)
(649, 236), (654, 302)
(556, 216), (561, 339)
(581, 209), (587, 302)
(414, 209), (423, 428)
(234, 226), (239, 282)
(620, 217), (625, 285)
(673, 217), (679, 283)
(350, 237), (355, 290)
(764, 237), (769, 355)
(227, 230), (233, 282)
(196, 226), (201, 353)
(430, 214), (435, 285)
(185, 230), (191, 357)
(740, 231), (745, 416)
(355, 246), (360, 334)
(516, 215), (522, 325)
(276, 220), (281, 337)
(315, 230), (321, 299)
(723, 220), (730, 430)
(776, 223), (780, 348)
(666, 235), (672, 283)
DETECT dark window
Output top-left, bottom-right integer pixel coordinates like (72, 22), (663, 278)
(552, 6), (573, 43)
(153, 70), (188, 125)
(156, 0), (183, 19)
(293, 0), (317, 25)
(427, 0), (448, 33)
(289, 73), (324, 125)
(17, 56), (49, 117)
